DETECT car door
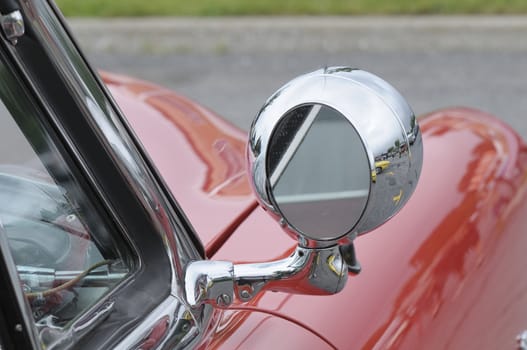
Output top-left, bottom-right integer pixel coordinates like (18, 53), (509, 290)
(0, 0), (206, 348)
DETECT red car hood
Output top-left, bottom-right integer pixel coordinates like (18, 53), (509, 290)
(103, 72), (256, 255)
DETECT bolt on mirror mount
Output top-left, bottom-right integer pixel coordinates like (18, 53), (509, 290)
(184, 67), (423, 308)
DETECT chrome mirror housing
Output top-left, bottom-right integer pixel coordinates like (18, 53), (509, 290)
(185, 67), (422, 309)
(248, 67), (423, 246)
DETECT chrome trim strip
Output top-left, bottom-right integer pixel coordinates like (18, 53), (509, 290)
(0, 10), (24, 45)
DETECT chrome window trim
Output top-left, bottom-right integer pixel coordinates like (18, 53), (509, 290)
(0, 0), (211, 348)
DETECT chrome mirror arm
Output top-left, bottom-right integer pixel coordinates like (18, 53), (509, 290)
(184, 245), (347, 308)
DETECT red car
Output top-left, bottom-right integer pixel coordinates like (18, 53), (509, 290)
(0, 1), (526, 350)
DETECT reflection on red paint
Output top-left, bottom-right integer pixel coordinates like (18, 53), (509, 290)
(102, 71), (256, 252)
(145, 94), (249, 196)
(136, 316), (170, 350)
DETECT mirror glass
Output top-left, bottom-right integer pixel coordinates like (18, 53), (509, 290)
(267, 104), (371, 241)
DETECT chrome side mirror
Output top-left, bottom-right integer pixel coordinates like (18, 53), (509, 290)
(248, 67), (422, 246)
(185, 67), (423, 308)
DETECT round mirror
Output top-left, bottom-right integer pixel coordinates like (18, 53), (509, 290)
(267, 104), (370, 241)
(247, 67), (423, 246)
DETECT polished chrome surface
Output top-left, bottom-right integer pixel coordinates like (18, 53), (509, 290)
(184, 245), (347, 307)
(0, 10), (24, 45)
(3, 1), (208, 348)
(234, 245), (347, 298)
(71, 301), (115, 333)
(115, 296), (200, 350)
(518, 330), (527, 350)
(248, 67), (423, 245)
(185, 260), (234, 308)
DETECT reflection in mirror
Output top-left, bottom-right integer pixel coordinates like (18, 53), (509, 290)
(267, 104), (370, 241)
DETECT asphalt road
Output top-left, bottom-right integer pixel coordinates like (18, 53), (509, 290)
(69, 17), (527, 139)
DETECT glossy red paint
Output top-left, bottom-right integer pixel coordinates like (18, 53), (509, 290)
(213, 108), (527, 349)
(198, 309), (332, 349)
(102, 72), (257, 255)
(136, 316), (170, 350)
(105, 71), (527, 347)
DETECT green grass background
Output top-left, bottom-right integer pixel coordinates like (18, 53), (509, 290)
(56, 0), (527, 17)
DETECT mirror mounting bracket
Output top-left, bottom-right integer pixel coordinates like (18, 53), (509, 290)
(340, 243), (362, 274)
(184, 245), (348, 308)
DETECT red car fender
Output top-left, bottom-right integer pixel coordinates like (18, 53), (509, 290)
(213, 108), (527, 349)
(108, 71), (527, 348)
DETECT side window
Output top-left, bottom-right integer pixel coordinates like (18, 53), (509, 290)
(0, 60), (132, 346)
